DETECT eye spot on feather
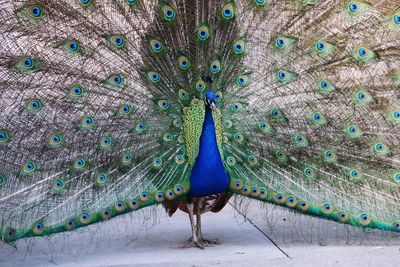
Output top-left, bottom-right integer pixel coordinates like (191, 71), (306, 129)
(162, 4), (176, 22)
(129, 198), (140, 210)
(100, 136), (112, 149)
(349, 2), (358, 13)
(303, 167), (316, 179)
(147, 71), (160, 83)
(26, 99), (43, 113)
(233, 133), (244, 142)
(248, 155), (258, 165)
(178, 55), (190, 70)
(22, 161), (37, 174)
(163, 132), (173, 142)
(0, 175), (6, 187)
(0, 130), (10, 144)
(321, 203), (333, 214)
(24, 4), (44, 20)
(371, 142), (390, 157)
(71, 85), (84, 98)
(274, 193), (286, 204)
(135, 121), (146, 133)
(114, 200), (126, 212)
(140, 191), (150, 201)
(81, 116), (95, 129)
(323, 149), (337, 163)
(394, 15), (400, 25)
(195, 79), (206, 91)
(158, 100), (169, 110)
(153, 157), (162, 168)
(155, 192), (164, 202)
(126, 0), (138, 6)
(80, 212), (91, 224)
(241, 186), (251, 195)
(232, 38), (246, 55)
(122, 152), (133, 165)
(66, 218), (76, 230)
(358, 213), (370, 225)
(6, 228), (16, 239)
(165, 189), (175, 200)
(33, 222), (45, 235)
(109, 35), (125, 49)
(221, 3), (235, 20)
(174, 184), (184, 195)
(210, 59), (221, 74)
(31, 6), (42, 17)
(231, 102), (243, 112)
(73, 157), (87, 171)
(150, 39), (163, 53)
(392, 222), (400, 231)
(101, 209), (112, 220)
(175, 155), (185, 164)
(197, 25), (210, 41)
(274, 150), (287, 162)
(337, 211), (349, 222)
(298, 200), (310, 211)
(79, 0), (93, 8)
(226, 156), (236, 166)
(223, 119), (233, 129)
(96, 172), (108, 186)
(258, 188), (268, 199)
(230, 180), (243, 190)
(53, 179), (65, 192)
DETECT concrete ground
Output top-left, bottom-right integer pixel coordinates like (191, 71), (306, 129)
(0, 199), (399, 267)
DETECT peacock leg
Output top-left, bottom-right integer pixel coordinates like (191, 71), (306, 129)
(177, 199), (204, 249)
(196, 198), (220, 246)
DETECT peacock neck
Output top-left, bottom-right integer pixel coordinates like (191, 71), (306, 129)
(189, 107), (230, 197)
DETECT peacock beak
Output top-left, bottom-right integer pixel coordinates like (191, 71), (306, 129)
(205, 97), (217, 111)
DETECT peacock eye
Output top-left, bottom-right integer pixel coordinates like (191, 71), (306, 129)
(358, 48), (366, 57)
(394, 15), (400, 24)
(0, 130), (10, 143)
(195, 79), (206, 91)
(197, 25), (210, 41)
(255, 0), (266, 4)
(162, 4), (176, 21)
(316, 41), (325, 50)
(276, 38), (285, 47)
(31, 6), (42, 17)
(158, 100), (169, 110)
(178, 56), (190, 70)
(148, 71), (160, 83)
(210, 59), (221, 74)
(79, 0), (93, 7)
(348, 2), (358, 13)
(221, 3), (235, 20)
(232, 39), (245, 55)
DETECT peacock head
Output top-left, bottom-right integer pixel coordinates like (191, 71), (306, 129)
(205, 91), (217, 111)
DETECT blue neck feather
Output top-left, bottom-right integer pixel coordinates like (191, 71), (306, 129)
(189, 107), (230, 197)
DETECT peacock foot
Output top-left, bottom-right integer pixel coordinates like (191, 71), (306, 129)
(188, 236), (220, 246)
(199, 238), (220, 245)
(175, 239), (205, 250)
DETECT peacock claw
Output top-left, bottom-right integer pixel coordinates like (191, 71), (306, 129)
(188, 236), (220, 246)
(200, 238), (220, 245)
(175, 239), (205, 250)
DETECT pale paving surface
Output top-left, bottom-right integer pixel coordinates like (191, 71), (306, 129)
(0, 201), (399, 267)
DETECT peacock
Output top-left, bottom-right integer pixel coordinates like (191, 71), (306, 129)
(0, 0), (399, 250)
